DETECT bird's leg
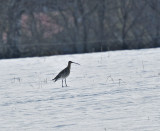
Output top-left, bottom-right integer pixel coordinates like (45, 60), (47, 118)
(65, 79), (67, 87)
(62, 80), (63, 87)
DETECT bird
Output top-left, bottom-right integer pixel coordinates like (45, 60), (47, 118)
(52, 61), (80, 87)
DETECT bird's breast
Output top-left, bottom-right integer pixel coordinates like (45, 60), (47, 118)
(61, 69), (70, 79)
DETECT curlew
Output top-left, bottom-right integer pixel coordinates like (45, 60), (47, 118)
(52, 61), (80, 87)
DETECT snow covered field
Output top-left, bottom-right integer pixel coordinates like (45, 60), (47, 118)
(0, 48), (160, 131)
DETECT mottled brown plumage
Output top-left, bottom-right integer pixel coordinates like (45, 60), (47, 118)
(52, 61), (80, 87)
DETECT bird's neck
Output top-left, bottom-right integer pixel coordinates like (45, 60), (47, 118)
(68, 63), (71, 70)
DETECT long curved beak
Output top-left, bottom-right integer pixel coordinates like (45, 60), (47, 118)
(72, 62), (80, 65)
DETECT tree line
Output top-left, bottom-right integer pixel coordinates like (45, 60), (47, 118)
(0, 0), (160, 59)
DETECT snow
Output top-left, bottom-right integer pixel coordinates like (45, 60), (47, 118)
(0, 48), (160, 131)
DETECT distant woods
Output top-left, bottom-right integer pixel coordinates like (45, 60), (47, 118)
(0, 0), (160, 58)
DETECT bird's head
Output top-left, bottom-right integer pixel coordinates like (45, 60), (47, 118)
(68, 61), (80, 65)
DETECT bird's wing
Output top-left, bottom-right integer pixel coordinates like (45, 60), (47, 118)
(53, 68), (66, 82)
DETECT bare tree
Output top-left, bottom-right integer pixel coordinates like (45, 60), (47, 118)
(145, 0), (160, 47)
(97, 0), (106, 50)
(6, 0), (26, 58)
(0, 0), (159, 59)
(115, 0), (146, 49)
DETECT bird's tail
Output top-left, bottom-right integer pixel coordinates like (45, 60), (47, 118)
(52, 74), (60, 82)
(52, 78), (57, 82)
